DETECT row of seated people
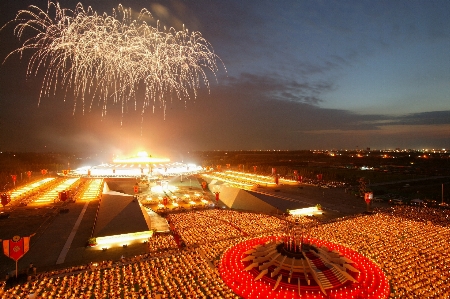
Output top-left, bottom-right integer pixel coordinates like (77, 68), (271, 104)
(8, 179), (61, 206)
(210, 172), (276, 185)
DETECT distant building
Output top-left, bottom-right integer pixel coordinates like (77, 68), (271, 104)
(69, 151), (202, 178)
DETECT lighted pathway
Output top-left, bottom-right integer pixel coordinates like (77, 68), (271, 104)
(56, 179), (103, 265)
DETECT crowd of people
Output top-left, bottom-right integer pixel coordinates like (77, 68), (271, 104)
(6, 177), (91, 207)
(6, 178), (56, 207)
(0, 206), (449, 298)
(309, 206), (450, 298)
(166, 211), (243, 246)
(146, 234), (178, 253)
(0, 248), (238, 299)
(166, 209), (294, 247)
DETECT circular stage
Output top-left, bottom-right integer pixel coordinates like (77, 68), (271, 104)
(219, 236), (389, 299)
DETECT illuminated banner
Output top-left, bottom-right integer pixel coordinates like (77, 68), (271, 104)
(3, 235), (31, 262)
(364, 192), (373, 204)
(1, 194), (10, 207)
(58, 191), (67, 201)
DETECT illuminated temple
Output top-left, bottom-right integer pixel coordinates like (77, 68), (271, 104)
(71, 151), (202, 178)
(68, 151), (203, 249)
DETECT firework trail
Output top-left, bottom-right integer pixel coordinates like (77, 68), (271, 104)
(2, 1), (224, 119)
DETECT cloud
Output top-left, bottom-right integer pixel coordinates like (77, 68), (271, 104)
(353, 111), (450, 128)
(223, 73), (333, 105)
(300, 109), (450, 149)
(393, 111), (450, 126)
(1, 67), (448, 152)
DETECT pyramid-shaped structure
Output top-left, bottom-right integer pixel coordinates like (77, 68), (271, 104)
(207, 180), (281, 214)
(93, 183), (151, 238)
(206, 179), (314, 214)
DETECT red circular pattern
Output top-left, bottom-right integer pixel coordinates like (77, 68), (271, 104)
(219, 236), (390, 299)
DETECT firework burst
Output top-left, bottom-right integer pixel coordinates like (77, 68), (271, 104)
(2, 1), (224, 119)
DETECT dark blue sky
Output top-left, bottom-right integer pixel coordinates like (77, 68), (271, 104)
(0, 0), (449, 159)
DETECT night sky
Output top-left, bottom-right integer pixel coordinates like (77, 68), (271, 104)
(1, 0), (449, 159)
